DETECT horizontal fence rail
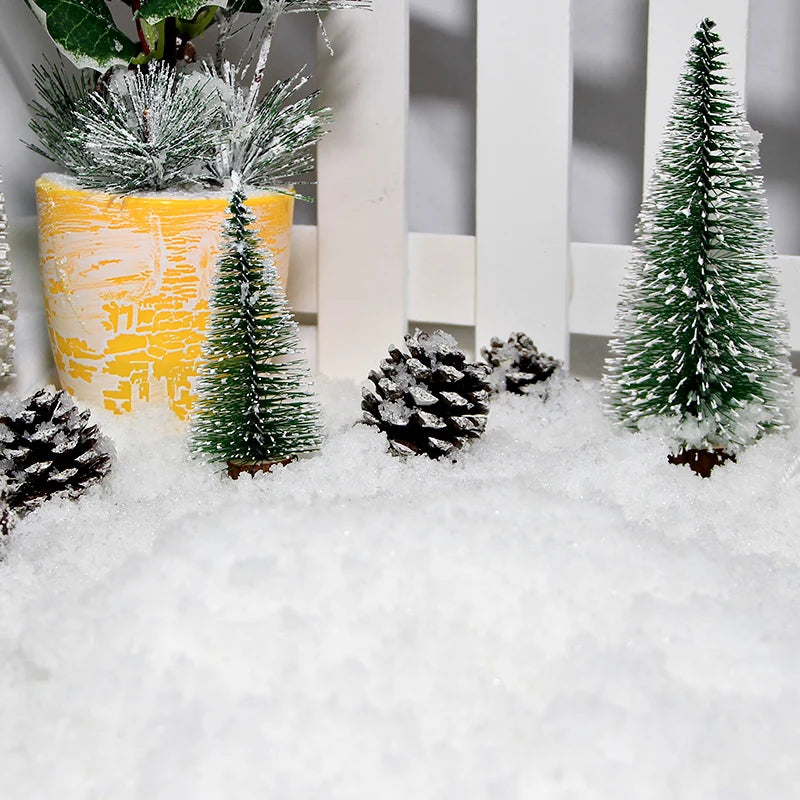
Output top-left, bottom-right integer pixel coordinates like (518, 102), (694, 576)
(287, 228), (800, 353)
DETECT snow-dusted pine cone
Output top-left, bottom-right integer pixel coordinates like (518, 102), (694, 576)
(362, 329), (492, 458)
(0, 389), (112, 527)
(482, 332), (562, 395)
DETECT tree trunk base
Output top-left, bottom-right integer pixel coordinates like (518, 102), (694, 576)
(227, 458), (295, 480)
(668, 448), (736, 478)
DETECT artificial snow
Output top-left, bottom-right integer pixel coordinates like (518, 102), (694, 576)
(4, 374), (800, 798)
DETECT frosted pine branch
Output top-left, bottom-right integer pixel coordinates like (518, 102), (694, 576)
(29, 62), (222, 194)
(73, 64), (221, 193)
(254, 0), (371, 14)
(27, 62), (97, 177)
(205, 63), (330, 192)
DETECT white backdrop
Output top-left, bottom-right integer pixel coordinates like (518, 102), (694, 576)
(2, 0), (800, 252)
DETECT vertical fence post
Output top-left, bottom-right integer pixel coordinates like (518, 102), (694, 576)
(316, 2), (410, 380)
(475, 0), (572, 364)
(644, 0), (750, 187)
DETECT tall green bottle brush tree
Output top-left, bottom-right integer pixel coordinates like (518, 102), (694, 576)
(603, 18), (794, 478)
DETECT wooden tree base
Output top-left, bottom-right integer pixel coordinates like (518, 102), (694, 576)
(668, 448), (736, 478)
(227, 458), (295, 480)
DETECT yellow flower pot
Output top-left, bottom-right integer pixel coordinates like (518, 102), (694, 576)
(36, 175), (294, 420)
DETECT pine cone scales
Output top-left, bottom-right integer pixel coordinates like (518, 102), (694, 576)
(362, 330), (491, 458)
(0, 389), (112, 521)
(482, 332), (561, 394)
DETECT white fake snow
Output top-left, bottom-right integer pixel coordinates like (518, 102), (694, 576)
(3, 374), (800, 798)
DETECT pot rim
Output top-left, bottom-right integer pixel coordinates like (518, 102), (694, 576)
(36, 173), (295, 205)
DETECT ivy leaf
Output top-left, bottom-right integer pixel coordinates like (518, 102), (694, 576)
(24, 0), (137, 70)
(136, 0), (228, 24)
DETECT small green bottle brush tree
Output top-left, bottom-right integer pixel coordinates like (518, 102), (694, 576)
(189, 185), (321, 477)
(603, 18), (794, 478)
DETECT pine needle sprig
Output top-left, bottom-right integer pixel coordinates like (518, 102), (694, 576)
(27, 61), (97, 176)
(70, 63), (222, 193)
(29, 62), (221, 194)
(205, 63), (330, 193)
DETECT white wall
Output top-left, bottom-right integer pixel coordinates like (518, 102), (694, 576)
(2, 0), (800, 253)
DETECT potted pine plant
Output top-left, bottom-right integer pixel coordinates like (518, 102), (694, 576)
(25, 0), (369, 419)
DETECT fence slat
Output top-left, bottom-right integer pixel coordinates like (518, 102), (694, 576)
(316, 2), (409, 379)
(644, 0), (750, 186)
(408, 233), (475, 327)
(475, 0), (572, 363)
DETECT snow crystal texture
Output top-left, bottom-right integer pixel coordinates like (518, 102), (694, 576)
(3, 375), (800, 798)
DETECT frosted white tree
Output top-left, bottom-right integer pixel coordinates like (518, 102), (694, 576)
(205, 62), (330, 191)
(0, 169), (17, 382)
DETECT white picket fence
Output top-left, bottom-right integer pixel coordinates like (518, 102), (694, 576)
(286, 0), (800, 380)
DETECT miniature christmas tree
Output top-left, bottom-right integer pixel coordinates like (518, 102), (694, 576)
(0, 170), (17, 382)
(189, 185), (321, 477)
(0, 389), (113, 534)
(602, 18), (793, 477)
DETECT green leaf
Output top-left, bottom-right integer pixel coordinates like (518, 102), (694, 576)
(25, 0), (137, 70)
(137, 0), (227, 24)
(175, 7), (219, 38)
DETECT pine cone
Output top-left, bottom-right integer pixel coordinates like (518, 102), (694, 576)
(482, 332), (562, 395)
(362, 329), (491, 458)
(0, 389), (113, 525)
